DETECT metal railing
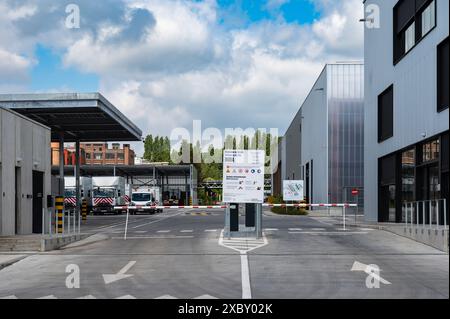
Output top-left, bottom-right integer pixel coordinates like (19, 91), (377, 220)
(45, 207), (81, 237)
(403, 199), (447, 230)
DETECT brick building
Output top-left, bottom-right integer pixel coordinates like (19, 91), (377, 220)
(51, 143), (135, 166)
(82, 143), (135, 165)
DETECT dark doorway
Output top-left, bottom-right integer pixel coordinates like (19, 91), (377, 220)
(32, 171), (44, 234)
(379, 184), (396, 222)
(15, 167), (21, 235)
(305, 163), (310, 204)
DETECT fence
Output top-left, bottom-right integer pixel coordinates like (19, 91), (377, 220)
(45, 207), (81, 237)
(403, 199), (448, 230)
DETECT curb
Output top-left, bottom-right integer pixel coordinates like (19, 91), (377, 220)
(0, 255), (27, 270)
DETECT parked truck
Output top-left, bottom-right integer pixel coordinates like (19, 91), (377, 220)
(92, 176), (126, 215)
(64, 177), (93, 211)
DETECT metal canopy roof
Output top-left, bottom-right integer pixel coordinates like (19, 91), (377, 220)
(0, 93), (142, 142)
(52, 165), (192, 177)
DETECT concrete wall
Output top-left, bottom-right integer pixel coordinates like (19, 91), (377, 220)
(301, 67), (329, 204)
(283, 109), (302, 181)
(0, 108), (51, 236)
(364, 0), (450, 221)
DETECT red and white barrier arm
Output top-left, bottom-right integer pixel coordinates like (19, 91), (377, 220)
(114, 203), (357, 210)
(263, 203), (357, 208)
(114, 205), (228, 210)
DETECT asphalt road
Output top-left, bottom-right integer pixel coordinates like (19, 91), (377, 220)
(0, 209), (448, 299)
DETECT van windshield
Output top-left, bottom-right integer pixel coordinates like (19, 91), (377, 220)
(93, 188), (115, 198)
(132, 193), (152, 202)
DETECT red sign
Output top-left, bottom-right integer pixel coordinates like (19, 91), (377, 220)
(351, 189), (359, 196)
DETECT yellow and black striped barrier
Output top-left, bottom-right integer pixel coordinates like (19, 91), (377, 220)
(82, 199), (88, 221)
(55, 196), (64, 234)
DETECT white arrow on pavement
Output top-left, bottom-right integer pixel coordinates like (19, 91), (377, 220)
(155, 295), (178, 299)
(103, 261), (136, 285)
(37, 295), (58, 299)
(116, 295), (136, 299)
(351, 261), (391, 285)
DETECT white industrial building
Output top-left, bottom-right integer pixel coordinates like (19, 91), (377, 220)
(0, 108), (52, 236)
(364, 0), (449, 222)
(281, 63), (365, 206)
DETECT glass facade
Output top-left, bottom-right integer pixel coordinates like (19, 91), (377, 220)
(327, 64), (365, 206)
(401, 149), (415, 222)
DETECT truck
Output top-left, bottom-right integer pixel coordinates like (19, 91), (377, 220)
(64, 177), (93, 211)
(91, 176), (127, 215)
(129, 186), (163, 215)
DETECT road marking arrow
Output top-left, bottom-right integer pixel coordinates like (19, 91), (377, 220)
(116, 295), (136, 299)
(103, 261), (136, 285)
(37, 295), (58, 299)
(351, 261), (391, 285)
(155, 295), (178, 299)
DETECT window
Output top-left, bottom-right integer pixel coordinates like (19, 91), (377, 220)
(105, 153), (115, 160)
(94, 153), (102, 160)
(405, 22), (416, 53)
(421, 0), (435, 36)
(394, 0), (436, 63)
(117, 153), (125, 160)
(378, 85), (394, 142)
(438, 37), (449, 112)
(421, 139), (440, 163)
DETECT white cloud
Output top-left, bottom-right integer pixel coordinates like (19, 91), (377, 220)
(0, 0), (364, 156)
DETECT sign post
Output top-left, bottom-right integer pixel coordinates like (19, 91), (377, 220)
(223, 150), (265, 238)
(351, 188), (359, 223)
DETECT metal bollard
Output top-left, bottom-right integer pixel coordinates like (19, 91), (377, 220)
(55, 196), (64, 234)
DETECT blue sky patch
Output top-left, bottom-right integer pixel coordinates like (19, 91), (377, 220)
(31, 45), (99, 92)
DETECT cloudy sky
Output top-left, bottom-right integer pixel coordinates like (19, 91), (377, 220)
(0, 0), (364, 156)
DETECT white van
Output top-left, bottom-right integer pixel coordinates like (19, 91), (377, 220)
(129, 187), (163, 215)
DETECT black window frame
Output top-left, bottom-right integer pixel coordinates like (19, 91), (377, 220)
(378, 85), (394, 143)
(437, 37), (449, 112)
(393, 0), (437, 65)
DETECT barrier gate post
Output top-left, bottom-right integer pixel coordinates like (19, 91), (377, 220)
(55, 196), (64, 234)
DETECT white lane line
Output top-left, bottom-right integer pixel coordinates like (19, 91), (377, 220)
(77, 295), (96, 299)
(263, 228), (279, 231)
(204, 229), (218, 232)
(289, 228), (303, 231)
(180, 230), (193, 233)
(155, 295), (178, 299)
(132, 211), (183, 229)
(241, 253), (252, 299)
(112, 236), (194, 240)
(135, 231), (147, 234)
(309, 228), (326, 231)
(157, 230), (171, 233)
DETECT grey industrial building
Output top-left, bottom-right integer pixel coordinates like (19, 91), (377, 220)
(0, 93), (143, 237)
(0, 108), (52, 236)
(364, 0), (449, 223)
(281, 63), (365, 206)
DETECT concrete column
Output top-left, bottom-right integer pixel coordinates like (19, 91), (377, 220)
(58, 132), (64, 196)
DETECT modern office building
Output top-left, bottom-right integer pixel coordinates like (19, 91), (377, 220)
(364, 0), (449, 222)
(0, 108), (52, 236)
(282, 63), (365, 205)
